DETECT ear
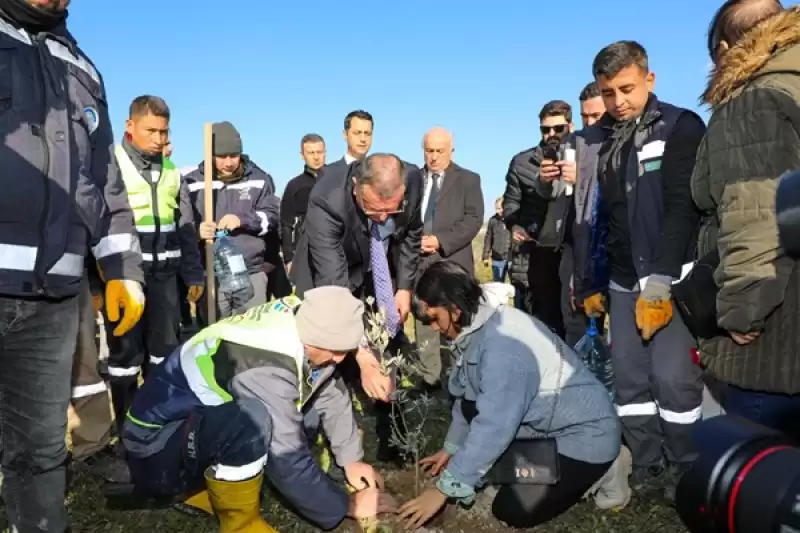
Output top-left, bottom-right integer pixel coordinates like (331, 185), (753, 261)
(569, 122), (575, 133)
(124, 119), (134, 137)
(646, 71), (656, 92)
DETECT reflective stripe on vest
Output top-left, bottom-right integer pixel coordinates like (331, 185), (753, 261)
(115, 146), (181, 233)
(186, 297), (307, 410)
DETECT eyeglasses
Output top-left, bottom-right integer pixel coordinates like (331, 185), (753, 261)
(540, 124), (568, 135)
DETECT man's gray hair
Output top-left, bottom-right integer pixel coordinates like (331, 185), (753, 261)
(354, 153), (406, 199)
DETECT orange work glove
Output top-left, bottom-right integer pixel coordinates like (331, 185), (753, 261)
(635, 275), (674, 341)
(582, 293), (606, 318)
(105, 279), (145, 337)
(187, 285), (204, 303)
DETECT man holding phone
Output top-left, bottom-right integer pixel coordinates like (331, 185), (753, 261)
(502, 101), (575, 338)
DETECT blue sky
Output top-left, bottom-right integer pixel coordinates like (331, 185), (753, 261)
(69, 0), (726, 218)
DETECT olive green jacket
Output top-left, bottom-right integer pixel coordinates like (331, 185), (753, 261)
(692, 7), (800, 394)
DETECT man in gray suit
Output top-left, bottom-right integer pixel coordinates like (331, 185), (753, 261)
(414, 127), (484, 388)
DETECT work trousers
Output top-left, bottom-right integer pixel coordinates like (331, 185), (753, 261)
(125, 399), (270, 498)
(526, 245), (564, 339)
(105, 273), (180, 431)
(413, 321), (456, 388)
(559, 243), (604, 348)
(197, 271), (268, 327)
(0, 293), (79, 533)
(71, 276), (112, 460)
(608, 289), (703, 468)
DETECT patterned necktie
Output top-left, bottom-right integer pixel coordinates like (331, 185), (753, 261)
(423, 173), (440, 235)
(370, 222), (401, 337)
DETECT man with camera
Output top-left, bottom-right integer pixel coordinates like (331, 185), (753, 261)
(502, 101), (576, 338)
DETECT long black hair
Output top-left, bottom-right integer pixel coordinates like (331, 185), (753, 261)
(414, 260), (483, 328)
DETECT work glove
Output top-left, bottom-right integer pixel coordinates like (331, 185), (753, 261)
(106, 279), (145, 337)
(187, 285), (204, 303)
(635, 274), (673, 341)
(583, 293), (606, 317)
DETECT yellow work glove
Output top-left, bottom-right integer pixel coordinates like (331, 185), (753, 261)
(583, 293), (606, 318)
(187, 285), (204, 303)
(105, 279), (145, 337)
(635, 275), (674, 341)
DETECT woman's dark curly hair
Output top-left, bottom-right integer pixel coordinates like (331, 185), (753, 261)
(414, 260), (483, 328)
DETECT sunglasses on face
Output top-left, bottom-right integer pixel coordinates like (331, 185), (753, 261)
(540, 124), (568, 135)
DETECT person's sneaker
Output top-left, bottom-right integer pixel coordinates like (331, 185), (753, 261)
(662, 462), (692, 504)
(630, 463), (665, 494)
(594, 445), (633, 510)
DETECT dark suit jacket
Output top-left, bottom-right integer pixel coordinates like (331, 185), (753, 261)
(291, 159), (424, 298)
(420, 162), (484, 276)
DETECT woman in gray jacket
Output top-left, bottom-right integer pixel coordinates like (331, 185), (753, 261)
(397, 260), (621, 529)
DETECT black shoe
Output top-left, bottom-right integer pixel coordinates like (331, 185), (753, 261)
(662, 462), (692, 504)
(630, 463), (665, 494)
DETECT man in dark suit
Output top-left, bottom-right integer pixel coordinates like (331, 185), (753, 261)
(291, 152), (423, 461)
(324, 110), (373, 174)
(415, 127), (484, 388)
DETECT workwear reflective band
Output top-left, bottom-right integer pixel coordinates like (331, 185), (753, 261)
(0, 244), (83, 277)
(116, 146), (181, 232)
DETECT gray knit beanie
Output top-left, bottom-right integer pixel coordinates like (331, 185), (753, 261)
(295, 287), (364, 351)
(212, 121), (243, 156)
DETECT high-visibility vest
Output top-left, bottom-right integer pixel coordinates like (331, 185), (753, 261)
(127, 296), (311, 431)
(115, 145), (182, 267)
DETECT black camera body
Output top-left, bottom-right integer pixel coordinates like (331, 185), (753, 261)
(676, 416), (800, 533)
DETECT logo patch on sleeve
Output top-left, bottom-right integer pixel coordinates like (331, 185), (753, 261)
(83, 106), (99, 134)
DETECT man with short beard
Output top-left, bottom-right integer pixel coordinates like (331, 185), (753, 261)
(503, 101), (576, 338)
(0, 1), (145, 530)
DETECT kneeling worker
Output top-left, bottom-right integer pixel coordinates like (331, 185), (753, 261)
(123, 287), (395, 531)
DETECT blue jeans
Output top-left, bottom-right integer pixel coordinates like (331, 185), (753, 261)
(0, 295), (79, 533)
(724, 385), (800, 439)
(491, 260), (508, 282)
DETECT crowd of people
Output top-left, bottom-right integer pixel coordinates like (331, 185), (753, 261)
(1, 0), (800, 532)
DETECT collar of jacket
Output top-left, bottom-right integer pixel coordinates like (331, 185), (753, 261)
(452, 286), (505, 351)
(122, 137), (162, 174)
(599, 93), (662, 134)
(704, 6), (800, 107)
(303, 165), (319, 178)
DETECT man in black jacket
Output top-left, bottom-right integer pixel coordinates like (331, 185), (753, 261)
(502, 101), (576, 338)
(324, 110), (373, 174)
(291, 153), (423, 461)
(281, 133), (327, 273)
(482, 198), (512, 281)
(572, 41), (705, 500)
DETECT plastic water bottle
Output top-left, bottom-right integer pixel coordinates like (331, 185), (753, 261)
(212, 230), (254, 305)
(574, 317), (614, 397)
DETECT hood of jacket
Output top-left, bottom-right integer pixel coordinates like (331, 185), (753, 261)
(451, 283), (513, 350)
(704, 6), (800, 107)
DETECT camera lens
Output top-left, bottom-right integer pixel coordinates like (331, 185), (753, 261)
(676, 416), (800, 533)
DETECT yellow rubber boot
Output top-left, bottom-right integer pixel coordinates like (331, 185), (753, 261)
(182, 489), (214, 515)
(205, 470), (278, 533)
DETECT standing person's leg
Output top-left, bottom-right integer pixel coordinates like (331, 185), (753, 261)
(142, 274), (181, 374)
(104, 305), (146, 436)
(608, 290), (665, 478)
(491, 455), (612, 528)
(0, 295), (79, 533)
(231, 271), (268, 316)
(559, 244), (586, 347)
(176, 275), (193, 329)
(527, 246), (564, 339)
(413, 320), (442, 388)
(71, 277), (112, 460)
